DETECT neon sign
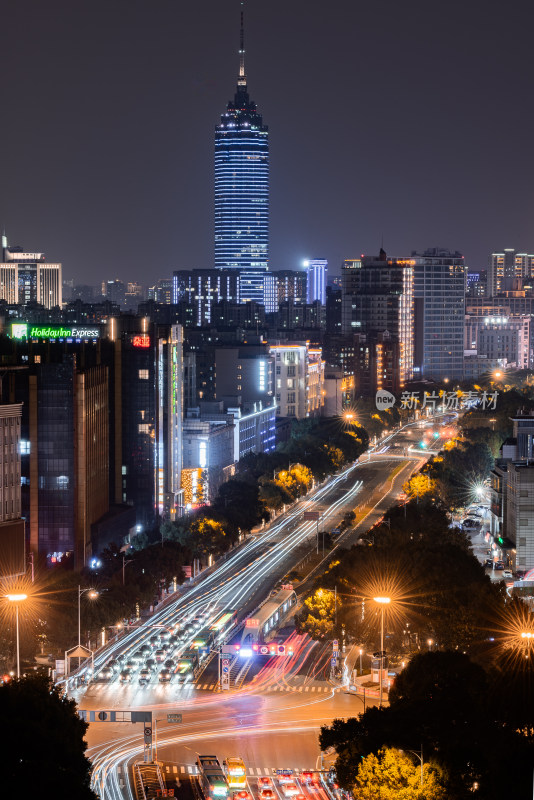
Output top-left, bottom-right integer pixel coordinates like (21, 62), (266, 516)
(11, 323), (100, 340)
(133, 335), (150, 348)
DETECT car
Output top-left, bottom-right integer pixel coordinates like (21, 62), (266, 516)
(484, 558), (494, 568)
(125, 659), (138, 671)
(154, 648), (167, 662)
(159, 669), (172, 683)
(294, 795), (307, 800)
(300, 772), (313, 784)
(502, 570), (514, 579)
(164, 659), (176, 669)
(308, 780), (322, 792)
(144, 658), (156, 672)
(96, 667), (113, 682)
(107, 659), (119, 673)
(281, 783), (299, 798)
(138, 669), (151, 685)
(494, 561), (505, 570)
(119, 669), (132, 683)
(149, 635), (161, 648)
(140, 644), (151, 656)
(277, 773), (294, 786)
(259, 790), (275, 800)
(233, 792), (252, 800)
(258, 778), (272, 790)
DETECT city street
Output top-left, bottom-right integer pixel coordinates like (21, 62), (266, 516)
(73, 417), (452, 799)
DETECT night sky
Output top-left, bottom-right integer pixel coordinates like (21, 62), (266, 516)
(2, 0), (533, 285)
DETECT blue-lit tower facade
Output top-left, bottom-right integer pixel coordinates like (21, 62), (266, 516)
(215, 7), (269, 304)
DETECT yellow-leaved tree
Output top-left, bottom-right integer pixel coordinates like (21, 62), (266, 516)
(403, 473), (435, 500)
(353, 748), (447, 800)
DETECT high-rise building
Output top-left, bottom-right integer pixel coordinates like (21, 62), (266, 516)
(341, 251), (414, 388)
(305, 259), (328, 305)
(269, 343), (325, 419)
(215, 8), (269, 302)
(1, 233), (62, 309)
(412, 248), (466, 381)
(488, 249), (534, 296)
(0, 403), (25, 578)
(275, 270), (307, 304)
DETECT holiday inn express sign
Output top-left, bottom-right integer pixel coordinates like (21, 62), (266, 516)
(11, 323), (100, 340)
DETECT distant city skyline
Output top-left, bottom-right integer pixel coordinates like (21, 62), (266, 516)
(1, 0), (533, 284)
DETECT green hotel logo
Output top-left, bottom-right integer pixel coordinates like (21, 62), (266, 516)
(10, 323), (100, 340)
(11, 323), (28, 339)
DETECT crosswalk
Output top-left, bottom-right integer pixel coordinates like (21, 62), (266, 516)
(193, 683), (340, 693)
(161, 765), (311, 776)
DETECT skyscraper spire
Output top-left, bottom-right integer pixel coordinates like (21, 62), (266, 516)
(238, 1), (247, 89)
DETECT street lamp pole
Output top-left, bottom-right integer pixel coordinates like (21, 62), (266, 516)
(373, 596), (391, 709)
(78, 586), (98, 649)
(5, 594), (27, 678)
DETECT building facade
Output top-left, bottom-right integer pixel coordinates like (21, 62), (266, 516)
(413, 248), (465, 381)
(488, 249), (534, 296)
(341, 251), (414, 388)
(214, 9), (269, 303)
(1, 234), (62, 309)
(270, 343), (325, 419)
(0, 404), (25, 578)
(305, 259), (328, 305)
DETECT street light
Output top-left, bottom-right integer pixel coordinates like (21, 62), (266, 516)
(373, 596), (391, 707)
(6, 593), (27, 678)
(401, 746), (424, 788)
(78, 586), (98, 649)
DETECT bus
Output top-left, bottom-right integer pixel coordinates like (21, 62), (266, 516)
(223, 758), (247, 790)
(209, 609), (238, 643)
(197, 755), (229, 800)
(175, 658), (195, 682)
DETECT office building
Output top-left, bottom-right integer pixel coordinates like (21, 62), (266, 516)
(270, 343), (325, 419)
(488, 249), (534, 296)
(466, 270), (487, 298)
(305, 259), (328, 305)
(173, 269), (240, 325)
(341, 251), (414, 387)
(464, 314), (530, 371)
(0, 404), (25, 578)
(0, 233), (62, 309)
(413, 248), (465, 381)
(275, 270), (307, 304)
(102, 280), (126, 307)
(214, 8), (269, 302)
(214, 345), (274, 405)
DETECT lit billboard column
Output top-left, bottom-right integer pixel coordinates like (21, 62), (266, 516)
(156, 324), (185, 519)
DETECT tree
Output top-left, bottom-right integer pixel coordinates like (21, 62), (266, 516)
(353, 748), (447, 800)
(0, 674), (97, 799)
(296, 588), (338, 639)
(402, 473), (435, 500)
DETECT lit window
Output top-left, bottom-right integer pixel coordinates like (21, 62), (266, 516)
(19, 440), (30, 455)
(138, 424), (150, 434)
(139, 369), (149, 380)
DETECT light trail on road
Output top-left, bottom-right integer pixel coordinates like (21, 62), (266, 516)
(81, 417), (448, 798)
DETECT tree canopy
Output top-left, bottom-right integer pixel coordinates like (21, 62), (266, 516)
(0, 674), (97, 799)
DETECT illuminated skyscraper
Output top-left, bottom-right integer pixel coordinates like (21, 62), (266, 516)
(215, 5), (269, 303)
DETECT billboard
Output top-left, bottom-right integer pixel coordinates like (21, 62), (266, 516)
(10, 323), (100, 340)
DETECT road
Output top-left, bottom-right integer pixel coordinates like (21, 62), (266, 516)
(73, 416), (453, 799)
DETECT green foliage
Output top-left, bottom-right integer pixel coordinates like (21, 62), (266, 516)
(353, 747), (447, 800)
(296, 588), (338, 640)
(320, 651), (534, 799)
(0, 674), (97, 799)
(303, 499), (499, 651)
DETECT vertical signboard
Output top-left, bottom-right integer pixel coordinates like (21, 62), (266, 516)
(221, 657), (230, 690)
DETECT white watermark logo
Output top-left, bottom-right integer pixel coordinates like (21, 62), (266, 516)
(375, 390), (396, 411)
